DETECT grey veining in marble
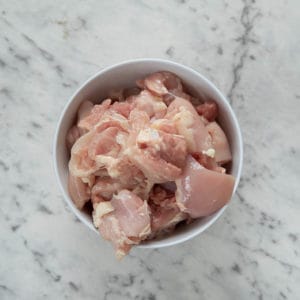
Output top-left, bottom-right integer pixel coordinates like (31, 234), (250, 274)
(1, 0), (300, 299)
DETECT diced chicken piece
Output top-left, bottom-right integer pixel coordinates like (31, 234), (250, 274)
(69, 130), (100, 177)
(136, 73), (168, 95)
(93, 190), (151, 259)
(128, 90), (167, 119)
(88, 127), (120, 159)
(65, 102), (92, 153)
(66, 100), (93, 150)
(91, 130), (146, 185)
(87, 122), (146, 190)
(158, 132), (187, 168)
(68, 174), (90, 209)
(167, 97), (212, 152)
(111, 190), (151, 238)
(78, 99), (111, 130)
(66, 125), (82, 150)
(126, 109), (181, 183)
(196, 101), (218, 122)
(94, 205), (133, 259)
(138, 71), (191, 100)
(206, 122), (232, 164)
(175, 155), (235, 218)
(111, 101), (133, 118)
(81, 116), (129, 179)
(136, 128), (187, 168)
(126, 127), (185, 183)
(69, 126), (123, 178)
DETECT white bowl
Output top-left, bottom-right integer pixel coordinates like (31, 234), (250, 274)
(53, 58), (243, 249)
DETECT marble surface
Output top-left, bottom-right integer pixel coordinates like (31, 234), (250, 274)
(1, 0), (300, 299)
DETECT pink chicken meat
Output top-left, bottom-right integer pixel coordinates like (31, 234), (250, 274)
(66, 71), (235, 258)
(175, 155), (235, 218)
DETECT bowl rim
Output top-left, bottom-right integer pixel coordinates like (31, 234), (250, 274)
(53, 58), (243, 249)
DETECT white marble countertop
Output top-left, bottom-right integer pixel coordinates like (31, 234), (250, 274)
(1, 0), (300, 299)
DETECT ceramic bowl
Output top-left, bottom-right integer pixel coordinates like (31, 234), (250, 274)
(53, 58), (243, 248)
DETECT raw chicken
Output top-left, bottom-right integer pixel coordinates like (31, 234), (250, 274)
(128, 90), (167, 119)
(66, 101), (94, 149)
(111, 190), (151, 238)
(125, 127), (186, 183)
(206, 121), (232, 164)
(111, 101), (133, 118)
(69, 130), (100, 178)
(93, 203), (133, 259)
(127, 145), (182, 183)
(175, 155), (235, 218)
(137, 71), (191, 101)
(66, 71), (235, 258)
(166, 97), (212, 152)
(125, 110), (184, 183)
(78, 99), (111, 130)
(136, 128), (187, 168)
(68, 174), (90, 209)
(88, 127), (121, 158)
(69, 125), (123, 178)
(93, 190), (151, 259)
(66, 125), (82, 150)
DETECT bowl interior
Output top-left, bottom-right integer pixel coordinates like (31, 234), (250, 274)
(54, 59), (243, 248)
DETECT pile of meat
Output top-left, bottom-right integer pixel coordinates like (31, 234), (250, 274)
(66, 71), (235, 259)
